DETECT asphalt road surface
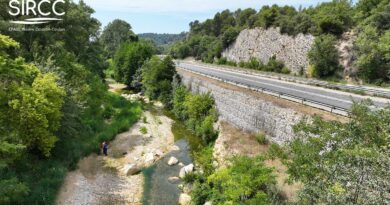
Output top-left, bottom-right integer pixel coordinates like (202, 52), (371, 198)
(177, 62), (390, 112)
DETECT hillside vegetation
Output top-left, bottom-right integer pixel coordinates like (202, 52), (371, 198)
(139, 33), (187, 54)
(0, 2), (144, 204)
(171, 0), (390, 84)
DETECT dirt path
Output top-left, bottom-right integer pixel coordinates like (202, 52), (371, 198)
(56, 110), (175, 205)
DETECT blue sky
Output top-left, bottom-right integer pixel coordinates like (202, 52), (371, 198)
(83, 0), (333, 34)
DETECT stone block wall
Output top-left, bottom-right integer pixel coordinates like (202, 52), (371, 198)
(180, 74), (305, 144)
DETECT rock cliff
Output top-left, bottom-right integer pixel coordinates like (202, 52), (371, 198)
(222, 27), (315, 74)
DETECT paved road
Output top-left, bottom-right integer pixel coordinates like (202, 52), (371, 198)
(177, 62), (390, 112)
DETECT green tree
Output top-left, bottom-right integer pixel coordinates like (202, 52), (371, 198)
(205, 156), (277, 204)
(355, 26), (390, 83)
(172, 85), (189, 120)
(101, 19), (138, 57)
(142, 56), (177, 105)
(287, 101), (390, 204)
(308, 35), (341, 78)
(113, 41), (155, 86)
(311, 0), (354, 36)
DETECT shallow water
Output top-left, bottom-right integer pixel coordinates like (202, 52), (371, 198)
(142, 112), (203, 205)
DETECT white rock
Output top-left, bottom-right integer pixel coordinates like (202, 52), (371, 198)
(168, 157), (179, 166)
(172, 145), (180, 151)
(155, 150), (164, 157)
(179, 164), (194, 178)
(178, 184), (184, 190)
(204, 202), (212, 205)
(178, 162), (184, 167)
(123, 164), (141, 176)
(179, 193), (191, 205)
(144, 153), (155, 164)
(168, 176), (180, 184)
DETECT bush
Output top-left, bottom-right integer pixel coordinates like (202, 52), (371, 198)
(140, 126), (148, 134)
(268, 144), (287, 160)
(281, 67), (291, 74)
(204, 156), (279, 204)
(255, 132), (269, 145)
(265, 55), (286, 73)
(193, 146), (215, 176)
(102, 105), (115, 119)
(308, 35), (341, 78)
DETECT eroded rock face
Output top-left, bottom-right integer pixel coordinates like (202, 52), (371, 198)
(337, 31), (358, 81)
(222, 27), (315, 74)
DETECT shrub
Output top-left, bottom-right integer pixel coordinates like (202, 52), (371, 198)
(281, 67), (291, 74)
(255, 132), (269, 145)
(205, 156), (279, 204)
(268, 144), (287, 160)
(308, 35), (341, 78)
(193, 146), (215, 176)
(140, 126), (148, 134)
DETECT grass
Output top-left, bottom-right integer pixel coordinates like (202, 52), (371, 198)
(255, 132), (269, 145)
(11, 92), (142, 205)
(140, 126), (148, 134)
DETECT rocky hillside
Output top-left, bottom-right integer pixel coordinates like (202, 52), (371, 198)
(222, 27), (315, 74)
(222, 27), (359, 79)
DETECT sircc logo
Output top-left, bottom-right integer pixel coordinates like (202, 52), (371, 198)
(8, 0), (66, 25)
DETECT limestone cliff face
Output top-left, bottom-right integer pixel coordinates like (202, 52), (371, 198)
(222, 27), (315, 74)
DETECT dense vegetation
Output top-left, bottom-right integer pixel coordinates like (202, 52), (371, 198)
(142, 56), (177, 105)
(139, 33), (186, 54)
(287, 101), (390, 204)
(112, 41), (155, 87)
(0, 1), (143, 204)
(100, 19), (138, 57)
(171, 0), (390, 83)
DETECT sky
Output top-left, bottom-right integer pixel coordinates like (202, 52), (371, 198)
(83, 0), (333, 34)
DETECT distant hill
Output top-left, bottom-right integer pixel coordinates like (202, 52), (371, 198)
(139, 33), (187, 54)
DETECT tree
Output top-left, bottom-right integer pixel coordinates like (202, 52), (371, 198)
(101, 19), (138, 57)
(113, 41), (155, 86)
(221, 27), (240, 49)
(308, 35), (341, 78)
(204, 156), (277, 204)
(287, 101), (390, 204)
(141, 56), (177, 105)
(355, 26), (390, 83)
(311, 0), (354, 36)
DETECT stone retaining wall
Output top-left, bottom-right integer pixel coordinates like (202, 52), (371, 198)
(180, 73), (306, 144)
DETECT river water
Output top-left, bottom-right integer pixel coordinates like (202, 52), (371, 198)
(142, 113), (204, 205)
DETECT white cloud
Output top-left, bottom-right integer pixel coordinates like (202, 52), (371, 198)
(83, 0), (324, 13)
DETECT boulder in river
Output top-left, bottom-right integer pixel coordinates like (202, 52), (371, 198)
(123, 164), (141, 176)
(172, 145), (180, 151)
(179, 164), (194, 178)
(179, 193), (191, 205)
(168, 176), (180, 184)
(168, 157), (179, 166)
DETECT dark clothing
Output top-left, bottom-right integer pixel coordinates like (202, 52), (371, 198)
(103, 143), (108, 156)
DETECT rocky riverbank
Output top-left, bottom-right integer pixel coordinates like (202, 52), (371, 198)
(56, 107), (177, 205)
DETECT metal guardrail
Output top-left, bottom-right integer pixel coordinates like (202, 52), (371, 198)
(177, 62), (350, 117)
(184, 61), (390, 98)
